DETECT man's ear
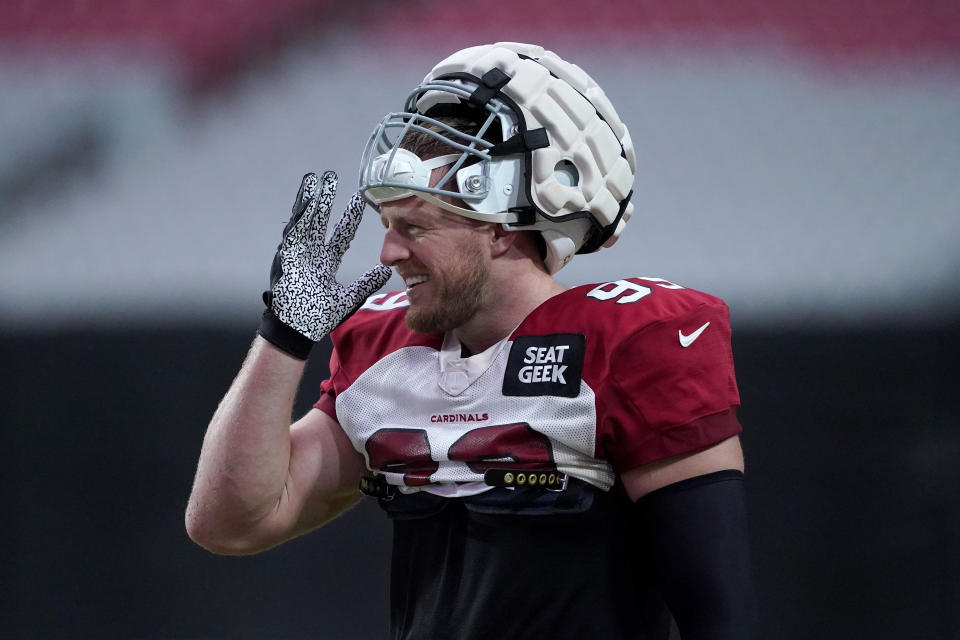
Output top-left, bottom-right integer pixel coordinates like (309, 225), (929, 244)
(490, 224), (519, 258)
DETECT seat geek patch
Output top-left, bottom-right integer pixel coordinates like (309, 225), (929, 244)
(503, 333), (586, 398)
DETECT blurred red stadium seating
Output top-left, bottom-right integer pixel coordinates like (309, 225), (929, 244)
(0, 0), (337, 84)
(3, 0), (958, 87)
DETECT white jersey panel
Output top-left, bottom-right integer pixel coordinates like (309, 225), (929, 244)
(334, 341), (615, 495)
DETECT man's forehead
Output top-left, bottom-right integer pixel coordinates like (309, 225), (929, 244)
(379, 196), (438, 225)
(379, 196), (484, 230)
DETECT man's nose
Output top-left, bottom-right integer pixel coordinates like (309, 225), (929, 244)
(379, 228), (409, 267)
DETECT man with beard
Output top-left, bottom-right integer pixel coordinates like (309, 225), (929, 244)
(186, 43), (758, 639)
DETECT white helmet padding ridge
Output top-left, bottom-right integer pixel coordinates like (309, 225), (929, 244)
(358, 42), (636, 274)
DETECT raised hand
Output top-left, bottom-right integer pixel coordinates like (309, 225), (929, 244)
(259, 171), (392, 359)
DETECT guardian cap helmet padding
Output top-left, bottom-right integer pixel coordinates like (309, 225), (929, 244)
(359, 42), (636, 273)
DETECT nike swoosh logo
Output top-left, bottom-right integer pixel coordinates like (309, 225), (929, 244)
(679, 322), (711, 347)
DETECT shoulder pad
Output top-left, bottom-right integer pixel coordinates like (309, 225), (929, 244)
(330, 290), (440, 375)
(516, 277), (729, 339)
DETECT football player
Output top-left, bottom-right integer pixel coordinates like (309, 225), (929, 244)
(187, 42), (759, 639)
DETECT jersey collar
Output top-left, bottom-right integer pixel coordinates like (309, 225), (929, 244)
(437, 331), (512, 396)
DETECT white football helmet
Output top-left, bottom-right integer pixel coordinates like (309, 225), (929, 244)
(359, 42), (636, 273)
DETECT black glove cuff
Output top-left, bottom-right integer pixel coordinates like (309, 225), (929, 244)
(257, 307), (314, 360)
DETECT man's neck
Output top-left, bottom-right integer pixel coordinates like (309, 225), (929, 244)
(453, 269), (566, 354)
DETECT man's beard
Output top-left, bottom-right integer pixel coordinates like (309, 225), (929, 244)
(405, 240), (492, 335)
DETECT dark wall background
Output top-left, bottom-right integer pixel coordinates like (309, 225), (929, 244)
(2, 323), (958, 639)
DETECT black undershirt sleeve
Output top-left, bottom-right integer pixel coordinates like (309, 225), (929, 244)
(633, 469), (760, 640)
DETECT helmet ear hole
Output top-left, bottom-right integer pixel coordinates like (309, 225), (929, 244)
(554, 160), (579, 187)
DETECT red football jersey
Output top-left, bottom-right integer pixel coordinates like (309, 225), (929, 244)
(315, 276), (741, 495)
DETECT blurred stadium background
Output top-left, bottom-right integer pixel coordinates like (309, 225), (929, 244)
(2, 1), (958, 637)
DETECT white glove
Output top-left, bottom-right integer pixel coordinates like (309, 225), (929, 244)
(258, 171), (391, 359)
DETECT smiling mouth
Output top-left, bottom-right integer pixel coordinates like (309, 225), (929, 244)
(404, 275), (429, 290)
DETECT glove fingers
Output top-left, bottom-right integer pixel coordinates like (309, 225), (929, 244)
(283, 173), (320, 248)
(310, 171), (339, 245)
(327, 192), (367, 259)
(344, 264), (393, 310)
